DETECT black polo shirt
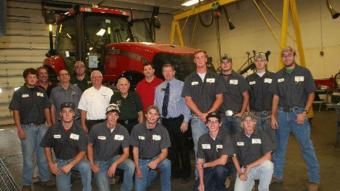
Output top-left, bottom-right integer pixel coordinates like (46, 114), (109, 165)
(246, 71), (275, 112)
(130, 123), (171, 159)
(9, 85), (51, 124)
(219, 71), (249, 113)
(89, 122), (130, 161)
(197, 129), (235, 162)
(110, 90), (143, 121)
(182, 70), (225, 113)
(273, 64), (316, 108)
(233, 130), (274, 167)
(40, 123), (87, 160)
(71, 74), (91, 92)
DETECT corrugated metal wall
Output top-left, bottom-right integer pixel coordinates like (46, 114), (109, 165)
(0, 0), (49, 126)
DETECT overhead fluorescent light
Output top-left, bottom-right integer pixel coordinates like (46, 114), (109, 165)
(182, 0), (204, 7)
(96, 28), (106, 36)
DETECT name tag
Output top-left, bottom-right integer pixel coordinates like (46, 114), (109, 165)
(230, 79), (238, 85)
(53, 134), (61, 139)
(114, 134), (124, 141)
(138, 136), (145, 140)
(264, 78), (272, 84)
(252, 138), (262, 144)
(249, 81), (256, 85)
(22, 94), (29, 98)
(152, 134), (161, 141)
(237, 142), (245, 146)
(216, 144), (223, 149)
(206, 78), (215, 83)
(70, 133), (79, 140)
(191, 81), (199, 86)
(98, 136), (106, 140)
(37, 92), (44, 97)
(294, 76), (304, 82)
(202, 144), (211, 149)
(278, 78), (285, 83)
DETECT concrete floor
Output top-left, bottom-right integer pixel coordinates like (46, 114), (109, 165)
(0, 110), (339, 191)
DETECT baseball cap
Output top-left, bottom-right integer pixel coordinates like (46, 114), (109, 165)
(220, 54), (232, 63)
(60, 102), (75, 110)
(206, 112), (221, 122)
(106, 103), (120, 114)
(254, 52), (267, 61)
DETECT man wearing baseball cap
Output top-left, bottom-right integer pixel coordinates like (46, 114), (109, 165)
(87, 103), (135, 191)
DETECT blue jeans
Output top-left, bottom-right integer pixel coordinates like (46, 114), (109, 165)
(254, 113), (277, 148)
(234, 160), (273, 191)
(94, 155), (135, 191)
(273, 107), (320, 183)
(135, 158), (171, 191)
(21, 123), (50, 186)
(191, 115), (208, 154)
(55, 158), (92, 191)
(221, 115), (241, 136)
(202, 165), (228, 191)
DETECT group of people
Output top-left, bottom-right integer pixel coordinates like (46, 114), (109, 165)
(9, 46), (320, 191)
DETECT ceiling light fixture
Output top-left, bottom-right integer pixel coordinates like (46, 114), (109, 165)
(182, 0), (204, 7)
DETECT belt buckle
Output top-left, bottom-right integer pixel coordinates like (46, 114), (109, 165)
(225, 110), (233, 116)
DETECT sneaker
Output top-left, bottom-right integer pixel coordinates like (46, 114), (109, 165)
(32, 176), (40, 183)
(307, 182), (319, 191)
(40, 180), (55, 187)
(271, 176), (283, 184)
(22, 185), (31, 191)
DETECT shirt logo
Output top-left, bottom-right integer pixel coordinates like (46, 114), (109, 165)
(191, 81), (199, 86)
(206, 78), (215, 83)
(138, 136), (145, 140)
(278, 78), (285, 83)
(98, 136), (106, 140)
(114, 134), (124, 141)
(237, 142), (245, 146)
(294, 76), (304, 82)
(230, 79), (238, 85)
(202, 144), (211, 149)
(252, 138), (262, 144)
(53, 134), (61, 139)
(152, 135), (161, 141)
(264, 78), (272, 84)
(22, 94), (29, 98)
(70, 133), (79, 140)
(249, 81), (256, 85)
(37, 92), (44, 97)
(216, 144), (223, 149)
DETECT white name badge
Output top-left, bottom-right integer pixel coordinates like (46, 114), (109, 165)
(264, 78), (272, 84)
(202, 144), (211, 149)
(37, 92), (44, 97)
(249, 81), (256, 85)
(252, 138), (262, 144)
(206, 78), (215, 83)
(138, 136), (145, 140)
(230, 79), (238, 85)
(98, 136), (106, 140)
(70, 133), (79, 140)
(294, 76), (304, 82)
(237, 142), (245, 146)
(191, 81), (199, 86)
(114, 134), (124, 141)
(22, 94), (29, 98)
(278, 78), (285, 83)
(216, 144), (223, 149)
(53, 134), (61, 139)
(152, 135), (161, 141)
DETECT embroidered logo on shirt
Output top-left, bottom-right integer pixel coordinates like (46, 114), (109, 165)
(70, 133), (79, 140)
(264, 78), (272, 84)
(206, 78), (215, 83)
(138, 136), (145, 140)
(152, 135), (161, 141)
(216, 144), (223, 149)
(251, 138), (262, 144)
(249, 81), (256, 85)
(53, 134), (61, 139)
(37, 92), (44, 97)
(98, 136), (106, 140)
(191, 81), (199, 86)
(230, 79), (238, 85)
(114, 135), (124, 141)
(22, 94), (29, 98)
(278, 78), (285, 83)
(202, 144), (211, 149)
(294, 76), (304, 82)
(237, 142), (245, 146)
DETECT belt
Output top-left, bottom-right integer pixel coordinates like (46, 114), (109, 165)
(118, 119), (138, 125)
(161, 115), (183, 120)
(279, 106), (302, 112)
(22, 122), (44, 126)
(139, 157), (153, 160)
(253, 111), (271, 116)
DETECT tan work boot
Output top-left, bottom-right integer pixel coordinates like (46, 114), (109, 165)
(307, 182), (319, 191)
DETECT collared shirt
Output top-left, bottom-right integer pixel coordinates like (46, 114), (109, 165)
(36, 81), (55, 97)
(9, 85), (50, 124)
(130, 123), (171, 159)
(88, 122), (130, 161)
(154, 78), (191, 122)
(40, 123), (87, 160)
(197, 129), (235, 163)
(50, 84), (82, 120)
(110, 90), (143, 121)
(273, 64), (316, 108)
(246, 71), (275, 112)
(233, 129), (274, 166)
(136, 77), (163, 112)
(182, 70), (226, 113)
(71, 74), (91, 92)
(219, 70), (249, 112)
(78, 86), (113, 120)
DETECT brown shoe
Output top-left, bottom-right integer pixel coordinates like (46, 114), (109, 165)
(307, 182), (319, 191)
(22, 185), (31, 191)
(271, 176), (283, 184)
(40, 179), (55, 187)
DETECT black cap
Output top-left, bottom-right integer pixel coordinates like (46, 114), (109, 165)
(60, 102), (75, 110)
(106, 103), (120, 114)
(206, 112), (221, 122)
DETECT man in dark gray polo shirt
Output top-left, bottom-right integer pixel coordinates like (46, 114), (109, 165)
(233, 112), (274, 191)
(196, 112), (234, 191)
(182, 50), (225, 155)
(88, 103), (135, 191)
(130, 105), (171, 191)
(50, 69), (82, 125)
(40, 102), (91, 191)
(219, 55), (249, 135)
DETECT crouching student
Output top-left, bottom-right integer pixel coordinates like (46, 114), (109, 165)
(40, 102), (91, 191)
(87, 103), (135, 191)
(196, 112), (235, 191)
(233, 112), (274, 191)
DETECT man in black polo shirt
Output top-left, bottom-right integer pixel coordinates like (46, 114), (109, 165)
(233, 112), (274, 191)
(88, 103), (135, 191)
(9, 68), (53, 191)
(196, 112), (234, 191)
(246, 52), (276, 144)
(40, 102), (92, 191)
(219, 54), (249, 135)
(130, 105), (171, 191)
